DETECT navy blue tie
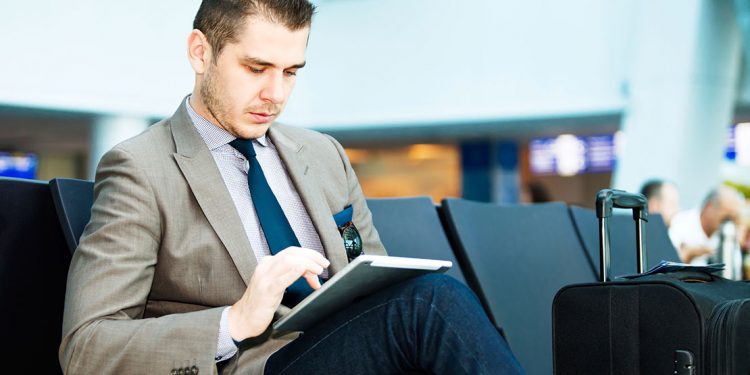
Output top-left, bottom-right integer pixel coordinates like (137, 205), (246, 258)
(229, 138), (315, 306)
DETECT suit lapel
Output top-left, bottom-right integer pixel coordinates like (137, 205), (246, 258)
(269, 126), (349, 275)
(170, 101), (256, 285)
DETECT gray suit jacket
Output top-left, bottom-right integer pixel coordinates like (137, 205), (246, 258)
(59, 99), (386, 374)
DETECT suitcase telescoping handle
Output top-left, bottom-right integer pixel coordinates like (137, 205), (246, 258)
(595, 189), (649, 282)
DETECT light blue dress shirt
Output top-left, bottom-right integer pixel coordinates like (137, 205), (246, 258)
(185, 97), (327, 362)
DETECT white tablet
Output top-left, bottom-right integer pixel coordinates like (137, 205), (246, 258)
(273, 255), (452, 332)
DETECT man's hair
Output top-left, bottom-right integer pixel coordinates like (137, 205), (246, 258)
(702, 185), (743, 209)
(193, 0), (316, 58)
(640, 179), (667, 199)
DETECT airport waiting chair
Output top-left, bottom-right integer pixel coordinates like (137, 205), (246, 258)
(440, 199), (596, 375)
(568, 206), (681, 279)
(366, 196), (467, 285)
(50, 178), (94, 254)
(0, 177), (70, 374)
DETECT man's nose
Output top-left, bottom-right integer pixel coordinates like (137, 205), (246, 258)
(260, 73), (285, 104)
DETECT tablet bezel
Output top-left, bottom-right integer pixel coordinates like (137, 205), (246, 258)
(273, 255), (452, 331)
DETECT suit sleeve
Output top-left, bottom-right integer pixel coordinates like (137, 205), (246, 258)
(324, 135), (387, 256)
(59, 145), (223, 375)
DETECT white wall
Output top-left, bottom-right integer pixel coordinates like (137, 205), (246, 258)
(613, 0), (742, 209)
(0, 0), (633, 127)
(0, 0), (200, 117)
(287, 0), (633, 128)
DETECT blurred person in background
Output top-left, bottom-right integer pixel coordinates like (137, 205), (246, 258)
(519, 180), (552, 203)
(639, 179), (680, 227)
(669, 185), (745, 265)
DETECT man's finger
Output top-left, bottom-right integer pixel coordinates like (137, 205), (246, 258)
(268, 256), (325, 288)
(303, 272), (322, 290)
(281, 246), (330, 268)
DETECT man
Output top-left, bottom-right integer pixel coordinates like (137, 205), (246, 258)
(519, 180), (551, 203)
(59, 1), (523, 374)
(639, 179), (680, 227)
(669, 185), (745, 265)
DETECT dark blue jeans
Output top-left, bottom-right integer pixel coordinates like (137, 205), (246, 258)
(265, 274), (525, 374)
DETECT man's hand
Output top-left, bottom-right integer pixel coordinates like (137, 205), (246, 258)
(227, 247), (330, 341)
(678, 244), (714, 263)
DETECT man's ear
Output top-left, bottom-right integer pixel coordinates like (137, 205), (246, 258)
(187, 29), (211, 74)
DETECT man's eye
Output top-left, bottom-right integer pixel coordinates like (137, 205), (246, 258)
(284, 70), (297, 77)
(247, 66), (264, 74)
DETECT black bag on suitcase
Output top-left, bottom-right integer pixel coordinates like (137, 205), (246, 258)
(553, 189), (750, 375)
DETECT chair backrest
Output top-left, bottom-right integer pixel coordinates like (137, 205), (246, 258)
(366, 196), (467, 285)
(440, 199), (596, 375)
(568, 205), (681, 279)
(0, 177), (70, 373)
(49, 178), (95, 254)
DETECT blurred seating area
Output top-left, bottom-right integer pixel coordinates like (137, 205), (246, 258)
(2, 176), (690, 374)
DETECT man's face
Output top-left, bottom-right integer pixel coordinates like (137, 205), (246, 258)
(716, 195), (742, 224)
(195, 17), (309, 139)
(704, 192), (742, 236)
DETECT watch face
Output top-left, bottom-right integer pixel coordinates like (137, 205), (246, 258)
(341, 223), (363, 261)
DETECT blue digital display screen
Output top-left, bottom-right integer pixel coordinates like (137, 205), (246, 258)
(529, 134), (617, 176)
(725, 124), (736, 161)
(0, 152), (38, 179)
(531, 124), (744, 177)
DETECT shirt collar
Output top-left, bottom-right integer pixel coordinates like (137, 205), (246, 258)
(185, 96), (268, 150)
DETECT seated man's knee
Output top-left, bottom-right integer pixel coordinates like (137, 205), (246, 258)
(400, 274), (474, 304)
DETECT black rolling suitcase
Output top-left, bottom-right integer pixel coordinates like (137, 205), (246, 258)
(552, 189), (750, 375)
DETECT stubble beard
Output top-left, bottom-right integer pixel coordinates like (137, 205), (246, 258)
(199, 68), (281, 139)
(200, 67), (235, 136)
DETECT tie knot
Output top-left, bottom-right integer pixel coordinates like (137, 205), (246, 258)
(229, 138), (257, 160)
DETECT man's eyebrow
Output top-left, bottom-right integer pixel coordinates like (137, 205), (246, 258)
(241, 56), (306, 69)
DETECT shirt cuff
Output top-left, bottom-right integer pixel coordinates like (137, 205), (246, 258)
(215, 307), (238, 362)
